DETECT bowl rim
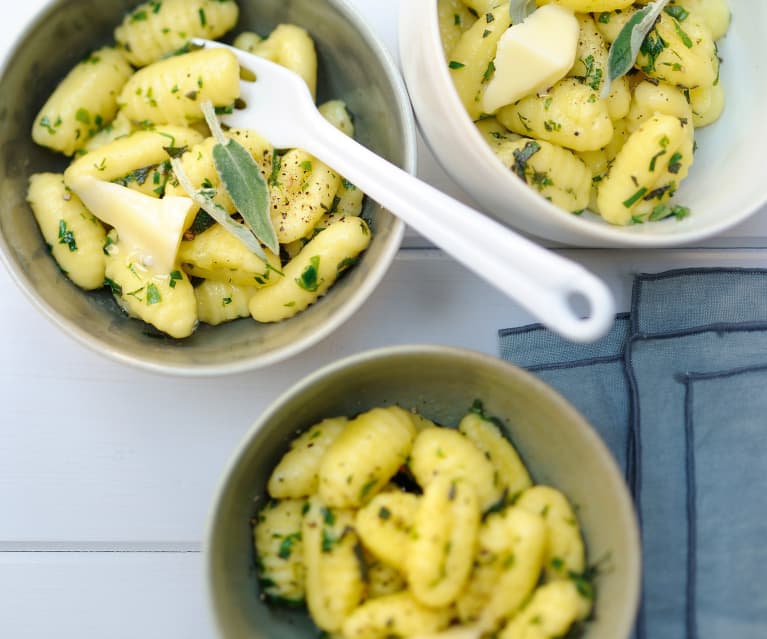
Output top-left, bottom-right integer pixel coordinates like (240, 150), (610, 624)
(402, 0), (767, 248)
(204, 343), (642, 638)
(0, 0), (415, 377)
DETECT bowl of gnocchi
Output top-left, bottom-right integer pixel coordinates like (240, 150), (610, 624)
(400, 0), (767, 247)
(205, 345), (641, 639)
(0, 0), (413, 374)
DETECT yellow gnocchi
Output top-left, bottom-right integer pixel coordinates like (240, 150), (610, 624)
(248, 216), (373, 323)
(253, 498), (307, 604)
(234, 24), (318, 99)
(318, 406), (417, 508)
(103, 230), (198, 338)
(28, 0), (373, 338)
(406, 476), (480, 607)
(118, 48), (241, 126)
(194, 280), (257, 325)
(596, 113), (694, 224)
(253, 401), (595, 639)
(516, 485), (586, 580)
(355, 491), (420, 573)
(496, 78), (614, 152)
(32, 47), (133, 156)
(442, 0), (730, 225)
(458, 409), (532, 500)
(457, 507), (547, 627)
(27, 173), (107, 290)
(267, 417), (348, 499)
(302, 498), (366, 632)
(493, 138), (592, 213)
(115, 0), (239, 67)
(342, 591), (452, 639)
(410, 426), (502, 512)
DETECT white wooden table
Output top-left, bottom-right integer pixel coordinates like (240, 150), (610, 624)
(1, 2), (766, 637)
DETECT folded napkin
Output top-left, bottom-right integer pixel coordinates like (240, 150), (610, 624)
(499, 268), (767, 639)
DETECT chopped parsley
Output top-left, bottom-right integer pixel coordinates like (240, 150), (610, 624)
(359, 479), (378, 501)
(639, 30), (668, 74)
(623, 187), (648, 208)
(668, 151), (683, 174)
(104, 277), (122, 296)
(146, 282), (162, 305)
(672, 20), (693, 48)
(57, 219), (77, 252)
(649, 149), (666, 172)
(295, 255), (321, 292)
(664, 5), (689, 21)
(649, 203), (690, 221)
(39, 115), (62, 135)
(277, 532), (301, 559)
(511, 141), (541, 182)
(482, 60), (495, 83)
(168, 270), (183, 288)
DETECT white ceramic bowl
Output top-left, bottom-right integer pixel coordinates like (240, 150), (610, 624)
(0, 0), (415, 375)
(206, 345), (641, 639)
(400, 1), (767, 247)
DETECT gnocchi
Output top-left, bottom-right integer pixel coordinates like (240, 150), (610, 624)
(442, 0), (730, 224)
(252, 401), (596, 639)
(27, 0), (371, 338)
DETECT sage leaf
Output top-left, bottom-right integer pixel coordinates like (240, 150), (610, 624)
(602, 0), (671, 98)
(201, 101), (279, 255)
(509, 0), (537, 25)
(212, 139), (278, 254)
(169, 156), (268, 262)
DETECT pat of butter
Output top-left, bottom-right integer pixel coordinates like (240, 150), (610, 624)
(68, 175), (195, 274)
(482, 4), (579, 114)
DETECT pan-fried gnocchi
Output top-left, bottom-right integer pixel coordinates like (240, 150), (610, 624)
(441, 0), (730, 224)
(252, 401), (596, 639)
(27, 0), (371, 338)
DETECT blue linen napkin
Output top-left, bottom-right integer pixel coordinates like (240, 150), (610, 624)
(499, 268), (767, 639)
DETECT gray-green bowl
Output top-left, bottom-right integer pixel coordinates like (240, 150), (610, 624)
(206, 345), (641, 638)
(0, 0), (412, 375)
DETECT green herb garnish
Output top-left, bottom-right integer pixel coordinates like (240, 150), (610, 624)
(511, 141), (541, 182)
(168, 270), (183, 288)
(667, 151), (683, 174)
(146, 282), (162, 305)
(296, 255), (321, 292)
(57, 219), (77, 252)
(602, 0), (671, 98)
(205, 101), (278, 255)
(277, 532), (301, 559)
(664, 5), (689, 21)
(104, 277), (122, 296)
(623, 186), (648, 208)
(171, 101), (276, 262)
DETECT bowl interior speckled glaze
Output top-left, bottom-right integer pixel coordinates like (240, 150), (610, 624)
(399, 1), (767, 248)
(0, 0), (414, 375)
(206, 345), (641, 639)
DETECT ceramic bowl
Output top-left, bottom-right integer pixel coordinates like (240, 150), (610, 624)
(206, 345), (641, 638)
(399, 1), (767, 247)
(0, 0), (413, 375)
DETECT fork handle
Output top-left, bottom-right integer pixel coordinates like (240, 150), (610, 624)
(299, 112), (614, 342)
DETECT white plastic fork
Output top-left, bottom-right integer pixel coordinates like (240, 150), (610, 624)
(195, 39), (615, 342)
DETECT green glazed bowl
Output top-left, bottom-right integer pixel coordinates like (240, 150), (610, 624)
(206, 345), (641, 638)
(0, 0), (412, 375)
